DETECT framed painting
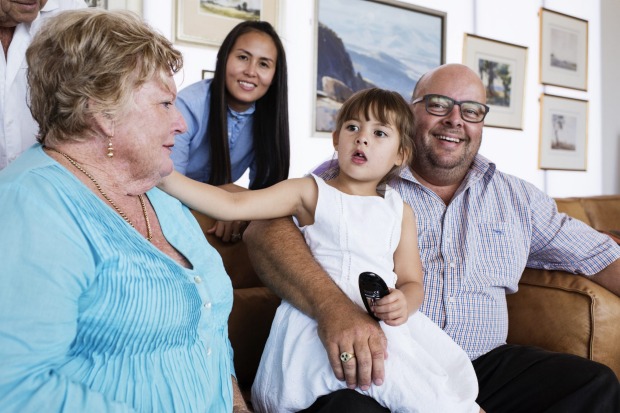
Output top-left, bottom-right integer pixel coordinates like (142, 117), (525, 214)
(539, 8), (588, 91)
(86, 0), (107, 7)
(463, 34), (528, 130)
(94, 0), (142, 13)
(538, 94), (588, 171)
(314, 0), (445, 135)
(201, 69), (215, 79)
(175, 0), (278, 46)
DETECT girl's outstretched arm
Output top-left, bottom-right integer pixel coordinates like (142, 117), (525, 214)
(158, 171), (317, 224)
(372, 203), (424, 326)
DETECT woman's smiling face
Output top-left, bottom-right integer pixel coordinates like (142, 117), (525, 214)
(224, 30), (278, 113)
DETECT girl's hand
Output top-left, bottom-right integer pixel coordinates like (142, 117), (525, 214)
(206, 220), (248, 243)
(372, 288), (409, 326)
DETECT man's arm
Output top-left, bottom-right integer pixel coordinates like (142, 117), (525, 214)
(243, 217), (387, 390)
(590, 258), (620, 296)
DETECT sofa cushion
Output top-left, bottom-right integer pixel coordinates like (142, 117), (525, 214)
(555, 197), (591, 225)
(580, 195), (620, 231)
(507, 268), (620, 378)
(229, 287), (281, 399)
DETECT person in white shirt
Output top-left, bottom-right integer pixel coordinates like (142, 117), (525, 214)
(0, 0), (86, 170)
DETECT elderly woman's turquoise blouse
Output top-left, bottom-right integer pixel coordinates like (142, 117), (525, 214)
(0, 145), (235, 412)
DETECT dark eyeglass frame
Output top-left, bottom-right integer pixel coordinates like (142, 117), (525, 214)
(411, 94), (490, 123)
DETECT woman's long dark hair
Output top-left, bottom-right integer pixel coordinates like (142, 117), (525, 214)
(206, 20), (290, 189)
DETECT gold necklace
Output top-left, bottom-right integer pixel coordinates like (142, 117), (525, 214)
(47, 147), (152, 242)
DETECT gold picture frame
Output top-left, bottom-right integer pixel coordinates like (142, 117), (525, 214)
(175, 0), (279, 47)
(539, 8), (588, 91)
(463, 34), (528, 130)
(538, 94), (588, 171)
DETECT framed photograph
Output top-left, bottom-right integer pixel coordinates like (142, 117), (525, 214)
(538, 94), (588, 171)
(314, 0), (445, 135)
(462, 34), (528, 130)
(95, 0), (142, 13)
(201, 69), (215, 80)
(86, 0), (107, 7)
(175, 0), (278, 46)
(539, 8), (588, 91)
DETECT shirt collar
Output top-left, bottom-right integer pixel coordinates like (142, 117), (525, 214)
(228, 103), (256, 118)
(41, 0), (60, 13)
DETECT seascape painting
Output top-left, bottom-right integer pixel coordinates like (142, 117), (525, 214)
(315, 0), (444, 133)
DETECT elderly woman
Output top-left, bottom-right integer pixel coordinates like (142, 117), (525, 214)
(0, 9), (249, 413)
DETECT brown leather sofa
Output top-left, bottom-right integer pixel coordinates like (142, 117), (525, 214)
(506, 195), (620, 379)
(191, 194), (620, 404)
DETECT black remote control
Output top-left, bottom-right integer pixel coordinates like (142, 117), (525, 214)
(358, 271), (390, 320)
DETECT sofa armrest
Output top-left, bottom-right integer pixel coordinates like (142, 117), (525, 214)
(507, 268), (620, 378)
(229, 287), (281, 400)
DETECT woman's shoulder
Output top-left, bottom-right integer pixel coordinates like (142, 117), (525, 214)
(178, 79), (212, 100)
(176, 79), (212, 118)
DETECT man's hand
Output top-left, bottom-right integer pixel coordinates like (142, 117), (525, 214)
(245, 218), (388, 389)
(317, 300), (387, 391)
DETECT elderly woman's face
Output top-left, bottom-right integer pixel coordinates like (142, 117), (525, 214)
(0, 0), (48, 27)
(113, 74), (187, 184)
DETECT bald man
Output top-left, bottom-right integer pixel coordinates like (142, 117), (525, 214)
(245, 64), (620, 412)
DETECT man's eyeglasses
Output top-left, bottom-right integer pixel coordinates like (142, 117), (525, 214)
(411, 94), (490, 123)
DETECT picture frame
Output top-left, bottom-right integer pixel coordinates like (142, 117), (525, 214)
(201, 69), (215, 80)
(175, 0), (278, 47)
(539, 8), (588, 91)
(90, 0), (142, 13)
(538, 94), (588, 171)
(86, 0), (107, 7)
(314, 0), (445, 135)
(462, 34), (528, 130)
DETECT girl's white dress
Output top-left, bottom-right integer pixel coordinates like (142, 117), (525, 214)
(251, 175), (480, 413)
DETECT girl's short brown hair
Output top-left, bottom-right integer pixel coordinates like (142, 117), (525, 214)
(335, 88), (415, 183)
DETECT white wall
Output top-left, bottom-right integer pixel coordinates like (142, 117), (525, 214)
(601, 0), (620, 194)
(142, 0), (613, 197)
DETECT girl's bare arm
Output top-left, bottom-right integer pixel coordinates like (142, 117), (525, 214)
(158, 171), (317, 224)
(392, 203), (425, 315)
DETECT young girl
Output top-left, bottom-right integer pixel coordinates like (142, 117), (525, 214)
(159, 88), (481, 413)
(171, 20), (290, 242)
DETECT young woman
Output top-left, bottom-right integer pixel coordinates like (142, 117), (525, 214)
(159, 88), (483, 413)
(171, 20), (290, 241)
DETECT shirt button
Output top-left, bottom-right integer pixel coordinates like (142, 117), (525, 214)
(203, 301), (212, 309)
(207, 347), (212, 356)
(445, 237), (451, 243)
(449, 262), (456, 268)
(449, 296), (456, 303)
(194, 276), (202, 284)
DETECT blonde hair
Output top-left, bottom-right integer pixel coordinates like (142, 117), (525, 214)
(335, 88), (415, 182)
(26, 8), (183, 145)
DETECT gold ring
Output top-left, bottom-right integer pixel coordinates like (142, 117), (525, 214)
(340, 351), (355, 363)
(231, 233), (241, 242)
